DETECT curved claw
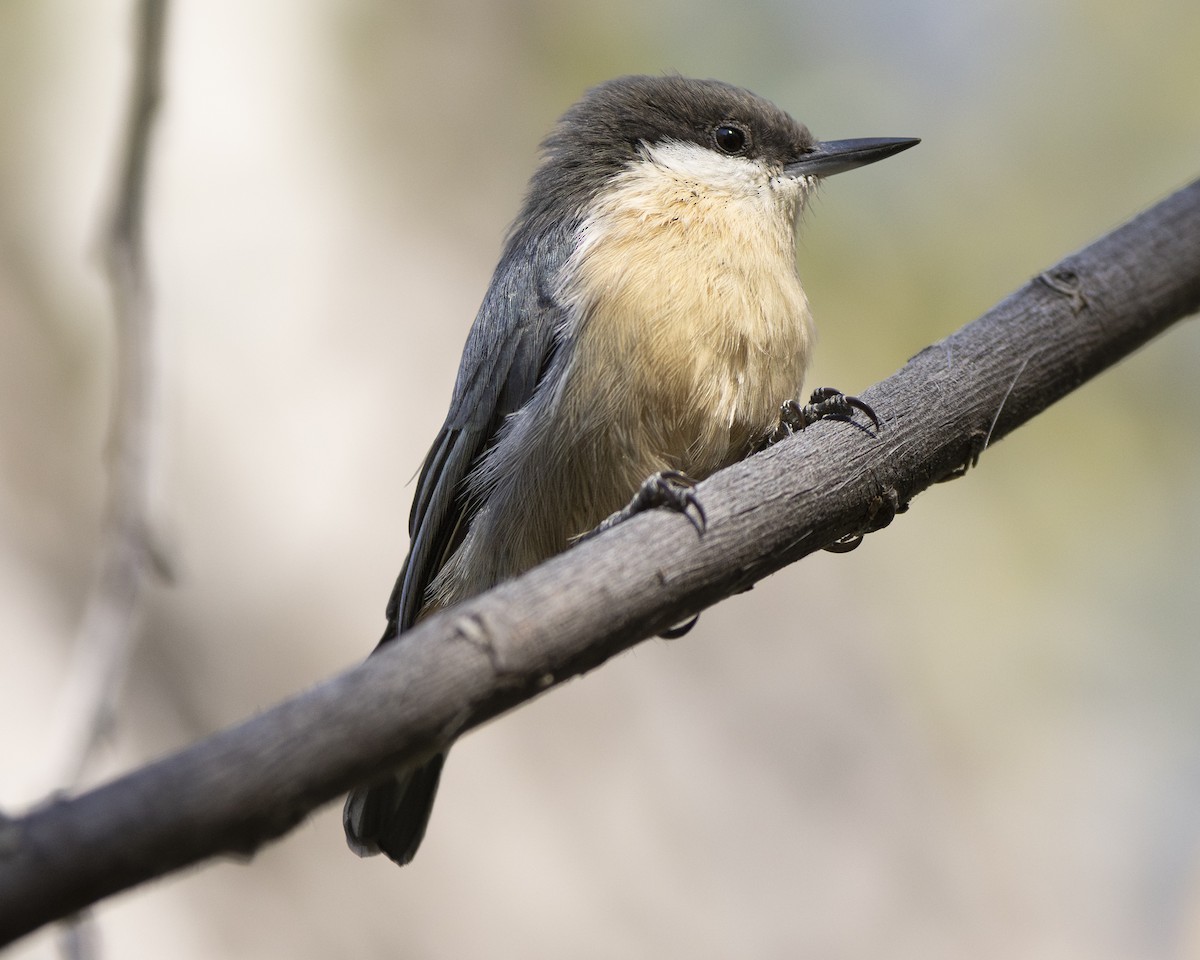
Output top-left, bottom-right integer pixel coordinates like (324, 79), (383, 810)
(823, 532), (864, 554)
(766, 388), (881, 445)
(589, 470), (707, 538)
(644, 471), (707, 535)
(659, 612), (700, 639)
(842, 395), (881, 430)
(799, 388), (881, 431)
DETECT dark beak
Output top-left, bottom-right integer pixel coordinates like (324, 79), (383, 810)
(785, 137), (919, 178)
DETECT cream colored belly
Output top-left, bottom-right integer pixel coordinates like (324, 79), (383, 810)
(558, 212), (814, 488)
(432, 162), (814, 607)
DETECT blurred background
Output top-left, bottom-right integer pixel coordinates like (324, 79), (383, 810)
(3, 0), (1200, 957)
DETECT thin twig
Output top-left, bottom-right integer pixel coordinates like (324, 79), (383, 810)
(34, 1), (170, 956)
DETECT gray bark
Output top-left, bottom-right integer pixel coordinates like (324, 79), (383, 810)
(2, 177), (1199, 948)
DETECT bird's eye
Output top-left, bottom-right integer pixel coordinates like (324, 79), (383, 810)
(713, 123), (748, 155)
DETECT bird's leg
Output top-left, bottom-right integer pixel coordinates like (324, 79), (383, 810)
(765, 387), (880, 445)
(575, 471), (706, 640)
(581, 470), (707, 542)
(759, 387), (882, 554)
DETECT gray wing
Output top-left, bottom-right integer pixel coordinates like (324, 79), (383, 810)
(381, 224), (573, 639)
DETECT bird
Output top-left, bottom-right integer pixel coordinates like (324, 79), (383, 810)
(344, 74), (918, 865)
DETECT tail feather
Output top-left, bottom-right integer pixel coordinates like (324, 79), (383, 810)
(343, 753), (446, 865)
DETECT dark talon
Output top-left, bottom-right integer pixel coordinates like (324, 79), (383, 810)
(841, 396), (881, 430)
(659, 612), (700, 639)
(629, 470), (706, 535)
(768, 387), (880, 444)
(585, 470), (707, 540)
(799, 386), (880, 430)
(823, 533), (864, 554)
(822, 490), (902, 554)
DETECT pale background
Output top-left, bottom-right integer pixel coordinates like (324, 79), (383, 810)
(3, 0), (1200, 958)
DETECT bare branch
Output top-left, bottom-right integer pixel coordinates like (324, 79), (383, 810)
(40, 0), (170, 795)
(30, 2), (170, 955)
(1, 177), (1198, 948)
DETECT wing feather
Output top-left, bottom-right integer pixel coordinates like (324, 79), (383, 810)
(380, 223), (574, 640)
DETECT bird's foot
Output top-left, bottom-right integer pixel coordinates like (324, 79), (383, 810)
(573, 472), (708, 638)
(823, 486), (904, 554)
(596, 470), (707, 537)
(577, 471), (707, 547)
(767, 387), (880, 445)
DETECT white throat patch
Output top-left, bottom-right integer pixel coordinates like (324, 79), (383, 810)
(635, 139), (812, 211)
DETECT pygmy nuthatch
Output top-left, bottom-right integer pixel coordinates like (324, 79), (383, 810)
(344, 75), (918, 865)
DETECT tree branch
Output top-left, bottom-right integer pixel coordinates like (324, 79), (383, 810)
(2, 177), (1199, 947)
(24, 5), (169, 950)
(26, 3), (169, 955)
(39, 0), (170, 796)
